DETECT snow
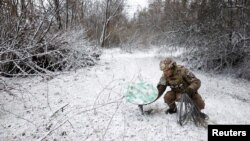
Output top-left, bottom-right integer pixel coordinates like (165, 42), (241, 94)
(1, 46), (250, 141)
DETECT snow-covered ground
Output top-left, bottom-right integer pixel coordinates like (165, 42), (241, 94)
(1, 47), (250, 141)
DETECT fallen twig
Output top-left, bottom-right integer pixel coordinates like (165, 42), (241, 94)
(38, 119), (68, 141)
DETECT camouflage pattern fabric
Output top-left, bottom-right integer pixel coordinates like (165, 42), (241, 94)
(158, 65), (205, 111)
(158, 65), (201, 92)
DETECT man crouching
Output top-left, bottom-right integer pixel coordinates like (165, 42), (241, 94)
(157, 57), (208, 119)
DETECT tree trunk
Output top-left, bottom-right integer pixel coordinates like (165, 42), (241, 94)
(21, 0), (26, 19)
(54, 0), (62, 30)
(100, 0), (110, 47)
(66, 0), (68, 29)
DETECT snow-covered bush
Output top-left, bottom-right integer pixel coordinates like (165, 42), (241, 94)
(0, 19), (101, 77)
(236, 56), (250, 80)
(182, 34), (250, 80)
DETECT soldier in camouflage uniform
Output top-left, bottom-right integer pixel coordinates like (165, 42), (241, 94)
(157, 57), (207, 119)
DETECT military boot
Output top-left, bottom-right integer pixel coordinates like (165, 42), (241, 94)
(165, 108), (177, 114)
(199, 112), (209, 120)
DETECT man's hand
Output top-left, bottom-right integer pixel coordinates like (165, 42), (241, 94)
(184, 87), (195, 98)
(157, 84), (166, 97)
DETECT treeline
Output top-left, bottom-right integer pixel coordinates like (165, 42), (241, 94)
(131, 0), (250, 79)
(1, 0), (250, 79)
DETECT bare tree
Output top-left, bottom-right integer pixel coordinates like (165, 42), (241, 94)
(0, 0), (101, 77)
(66, 0), (69, 29)
(53, 0), (62, 29)
(20, 0), (26, 18)
(100, 0), (125, 47)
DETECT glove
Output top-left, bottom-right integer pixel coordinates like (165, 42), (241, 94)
(184, 87), (195, 98)
(157, 84), (166, 97)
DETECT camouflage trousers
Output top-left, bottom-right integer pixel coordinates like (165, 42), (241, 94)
(164, 91), (205, 111)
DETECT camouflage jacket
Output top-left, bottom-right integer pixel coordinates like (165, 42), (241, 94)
(158, 65), (201, 92)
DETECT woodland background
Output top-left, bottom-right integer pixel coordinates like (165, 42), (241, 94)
(1, 0), (250, 79)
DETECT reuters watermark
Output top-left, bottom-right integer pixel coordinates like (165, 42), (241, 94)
(208, 125), (249, 140)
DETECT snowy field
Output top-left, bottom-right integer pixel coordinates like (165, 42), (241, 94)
(1, 47), (250, 141)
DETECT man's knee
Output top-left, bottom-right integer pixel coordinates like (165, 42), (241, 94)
(164, 91), (175, 104)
